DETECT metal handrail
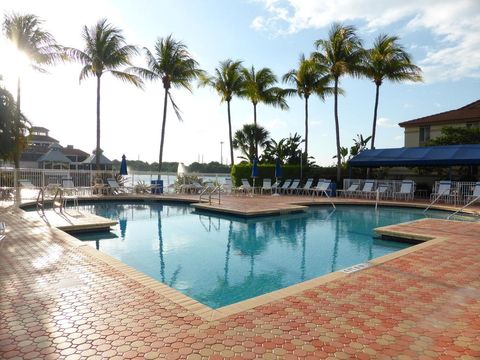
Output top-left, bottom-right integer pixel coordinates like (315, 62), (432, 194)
(52, 187), (64, 212)
(424, 189), (449, 213)
(199, 185), (222, 205)
(36, 187), (45, 214)
(447, 195), (480, 219)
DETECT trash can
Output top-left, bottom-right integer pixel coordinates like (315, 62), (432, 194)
(328, 182), (337, 197)
(151, 180), (163, 194)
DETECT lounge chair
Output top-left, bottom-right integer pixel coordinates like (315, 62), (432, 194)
(372, 184), (390, 200)
(355, 180), (375, 198)
(106, 178), (132, 195)
(61, 177), (80, 208)
(297, 178), (314, 195)
(222, 178), (233, 194)
(465, 182), (480, 204)
(393, 180), (415, 200)
(337, 182), (359, 198)
(310, 179), (332, 197)
(261, 179), (272, 195)
(430, 180), (453, 203)
(271, 180), (280, 194)
(237, 178), (253, 195)
(286, 179), (300, 194)
(278, 179), (292, 194)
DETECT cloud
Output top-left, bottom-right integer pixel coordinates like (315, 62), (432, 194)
(377, 117), (397, 128)
(252, 0), (480, 82)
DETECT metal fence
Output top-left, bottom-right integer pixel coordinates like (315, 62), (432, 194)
(343, 178), (416, 196)
(344, 178), (479, 204)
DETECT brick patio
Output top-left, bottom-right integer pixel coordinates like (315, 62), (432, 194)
(1, 197), (480, 359)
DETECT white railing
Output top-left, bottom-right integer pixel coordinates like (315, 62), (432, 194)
(431, 181), (478, 205)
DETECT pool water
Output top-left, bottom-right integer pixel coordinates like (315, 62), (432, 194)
(74, 202), (453, 308)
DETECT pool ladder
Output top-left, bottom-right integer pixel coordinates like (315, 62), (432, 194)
(199, 185), (221, 205)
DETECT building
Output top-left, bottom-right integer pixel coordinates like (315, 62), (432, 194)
(18, 126), (91, 169)
(399, 100), (480, 147)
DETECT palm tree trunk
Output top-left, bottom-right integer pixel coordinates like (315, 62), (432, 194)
(371, 83), (380, 149)
(253, 102), (258, 159)
(158, 88), (169, 175)
(95, 75), (101, 171)
(304, 96), (309, 159)
(334, 77), (342, 183)
(227, 100), (234, 166)
(14, 76), (21, 169)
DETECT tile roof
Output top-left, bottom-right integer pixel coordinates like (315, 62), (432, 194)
(398, 99), (480, 127)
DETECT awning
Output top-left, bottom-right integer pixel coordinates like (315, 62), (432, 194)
(349, 144), (480, 167)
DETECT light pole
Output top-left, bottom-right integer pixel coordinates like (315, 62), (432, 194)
(220, 141), (224, 165)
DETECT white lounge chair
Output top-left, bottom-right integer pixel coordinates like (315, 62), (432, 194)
(337, 182), (359, 198)
(278, 179), (292, 194)
(106, 178), (132, 195)
(237, 178), (253, 195)
(355, 180), (375, 198)
(393, 180), (415, 200)
(298, 178), (314, 195)
(465, 182), (480, 204)
(286, 179), (300, 194)
(18, 179), (36, 189)
(261, 179), (272, 195)
(311, 179), (332, 197)
(430, 180), (453, 203)
(222, 178), (233, 194)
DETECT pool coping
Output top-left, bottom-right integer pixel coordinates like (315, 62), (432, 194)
(53, 198), (475, 322)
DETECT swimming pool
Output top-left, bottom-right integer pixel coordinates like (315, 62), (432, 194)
(74, 202), (455, 308)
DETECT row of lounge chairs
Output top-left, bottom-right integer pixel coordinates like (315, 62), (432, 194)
(338, 180), (415, 200)
(16, 177), (131, 196)
(234, 178), (333, 196)
(429, 180), (480, 204)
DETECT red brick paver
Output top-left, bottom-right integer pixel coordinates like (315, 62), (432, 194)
(1, 205), (480, 359)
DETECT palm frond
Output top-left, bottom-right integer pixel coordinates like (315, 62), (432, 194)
(168, 92), (183, 121)
(109, 70), (143, 88)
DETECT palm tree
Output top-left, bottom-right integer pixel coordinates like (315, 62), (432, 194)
(65, 19), (142, 170)
(282, 54), (334, 159)
(2, 13), (63, 167)
(362, 34), (422, 149)
(232, 124), (269, 163)
(0, 78), (29, 161)
(312, 23), (364, 183)
(129, 35), (203, 174)
(199, 59), (244, 167)
(241, 66), (288, 158)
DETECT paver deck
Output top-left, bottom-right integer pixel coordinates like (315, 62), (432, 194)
(1, 197), (480, 359)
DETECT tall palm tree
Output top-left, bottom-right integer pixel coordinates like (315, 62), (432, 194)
(362, 34), (422, 149)
(0, 78), (29, 161)
(232, 124), (269, 163)
(199, 59), (244, 167)
(129, 35), (203, 173)
(282, 54), (334, 159)
(3, 13), (63, 167)
(241, 66), (288, 159)
(65, 19), (142, 170)
(312, 23), (364, 183)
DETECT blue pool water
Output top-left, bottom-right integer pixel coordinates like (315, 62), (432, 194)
(73, 202), (457, 308)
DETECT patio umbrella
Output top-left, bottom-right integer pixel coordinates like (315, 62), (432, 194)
(119, 154), (128, 175)
(251, 157), (259, 192)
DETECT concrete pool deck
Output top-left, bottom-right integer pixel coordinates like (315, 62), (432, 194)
(1, 195), (480, 359)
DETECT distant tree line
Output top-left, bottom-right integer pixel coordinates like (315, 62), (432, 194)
(111, 159), (230, 173)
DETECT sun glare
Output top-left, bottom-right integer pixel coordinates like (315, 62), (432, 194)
(0, 38), (31, 79)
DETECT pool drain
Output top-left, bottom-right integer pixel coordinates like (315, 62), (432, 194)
(341, 262), (371, 274)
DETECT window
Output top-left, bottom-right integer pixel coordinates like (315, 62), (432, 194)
(419, 126), (430, 143)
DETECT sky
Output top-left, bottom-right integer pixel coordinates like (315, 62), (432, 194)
(0, 0), (479, 166)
